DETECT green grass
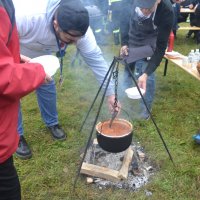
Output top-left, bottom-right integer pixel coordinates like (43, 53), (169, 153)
(15, 30), (200, 200)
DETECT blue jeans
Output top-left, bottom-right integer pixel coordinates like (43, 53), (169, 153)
(124, 59), (155, 111)
(18, 80), (58, 136)
(172, 3), (180, 33)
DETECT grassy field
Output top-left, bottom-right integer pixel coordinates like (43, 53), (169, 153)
(15, 30), (200, 200)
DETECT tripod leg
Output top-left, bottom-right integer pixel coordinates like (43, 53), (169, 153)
(125, 64), (174, 165)
(74, 58), (119, 190)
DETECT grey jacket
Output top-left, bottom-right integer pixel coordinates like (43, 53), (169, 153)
(13, 0), (114, 95)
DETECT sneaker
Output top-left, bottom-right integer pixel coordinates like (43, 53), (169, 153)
(15, 136), (32, 159)
(48, 124), (66, 141)
(192, 133), (200, 144)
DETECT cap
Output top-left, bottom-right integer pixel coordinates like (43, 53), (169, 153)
(135, 0), (157, 9)
(57, 0), (89, 36)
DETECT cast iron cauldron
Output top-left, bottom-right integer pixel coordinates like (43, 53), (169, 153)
(96, 119), (133, 153)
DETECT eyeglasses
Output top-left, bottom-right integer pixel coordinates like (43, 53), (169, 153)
(65, 31), (84, 38)
(58, 26), (85, 39)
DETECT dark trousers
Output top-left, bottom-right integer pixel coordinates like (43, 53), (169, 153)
(0, 156), (21, 200)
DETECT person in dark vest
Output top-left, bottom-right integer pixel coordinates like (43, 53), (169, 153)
(178, 0), (197, 39)
(120, 0), (174, 120)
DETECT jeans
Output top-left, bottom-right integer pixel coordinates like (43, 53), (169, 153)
(123, 59), (155, 111)
(172, 3), (180, 33)
(0, 157), (21, 200)
(18, 79), (58, 136)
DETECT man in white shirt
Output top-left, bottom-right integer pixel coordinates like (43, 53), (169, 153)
(13, 0), (120, 159)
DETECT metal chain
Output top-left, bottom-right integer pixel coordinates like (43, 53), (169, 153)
(112, 60), (119, 109)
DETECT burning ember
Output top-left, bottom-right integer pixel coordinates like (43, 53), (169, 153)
(81, 139), (156, 192)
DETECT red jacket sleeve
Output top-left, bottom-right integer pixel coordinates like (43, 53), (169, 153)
(0, 7), (46, 108)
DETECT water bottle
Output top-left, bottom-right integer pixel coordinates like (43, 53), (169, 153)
(167, 31), (174, 52)
(191, 49), (199, 69)
(195, 49), (200, 62)
(188, 49), (195, 68)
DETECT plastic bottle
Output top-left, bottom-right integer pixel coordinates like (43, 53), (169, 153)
(195, 49), (200, 62)
(188, 49), (195, 68)
(167, 31), (175, 52)
(191, 49), (199, 69)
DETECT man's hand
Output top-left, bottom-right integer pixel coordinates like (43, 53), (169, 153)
(107, 95), (121, 114)
(20, 54), (31, 63)
(20, 54), (53, 83)
(44, 74), (53, 83)
(120, 45), (129, 56)
(138, 73), (148, 92)
(189, 4), (194, 9)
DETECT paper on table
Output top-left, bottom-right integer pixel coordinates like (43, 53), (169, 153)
(165, 51), (183, 59)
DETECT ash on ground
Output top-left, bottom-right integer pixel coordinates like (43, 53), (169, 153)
(82, 140), (157, 192)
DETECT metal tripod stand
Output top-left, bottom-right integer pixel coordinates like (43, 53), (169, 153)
(73, 56), (174, 190)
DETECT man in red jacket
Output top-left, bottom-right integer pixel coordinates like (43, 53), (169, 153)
(0, 0), (51, 199)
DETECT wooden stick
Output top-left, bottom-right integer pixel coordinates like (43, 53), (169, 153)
(81, 162), (121, 182)
(178, 26), (200, 30)
(118, 147), (134, 180)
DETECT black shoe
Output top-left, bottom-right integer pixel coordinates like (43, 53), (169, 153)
(48, 124), (66, 140)
(15, 136), (32, 159)
(186, 30), (193, 38)
(113, 32), (120, 45)
(186, 34), (190, 39)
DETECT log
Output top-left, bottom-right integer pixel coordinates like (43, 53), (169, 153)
(81, 162), (121, 182)
(118, 147), (134, 180)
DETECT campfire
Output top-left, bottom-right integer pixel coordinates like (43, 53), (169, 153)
(80, 138), (156, 191)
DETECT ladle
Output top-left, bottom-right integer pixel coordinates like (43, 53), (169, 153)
(109, 110), (118, 128)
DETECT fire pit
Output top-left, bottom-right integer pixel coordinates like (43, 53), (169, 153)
(81, 139), (156, 193)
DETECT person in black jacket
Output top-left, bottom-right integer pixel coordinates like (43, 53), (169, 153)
(81, 0), (106, 45)
(190, 0), (200, 43)
(120, 0), (174, 119)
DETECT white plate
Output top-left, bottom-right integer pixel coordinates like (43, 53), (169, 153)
(29, 55), (60, 76)
(125, 87), (145, 99)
